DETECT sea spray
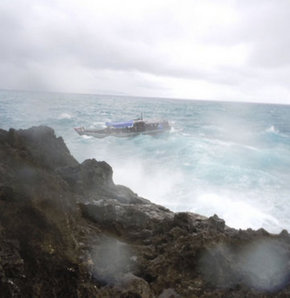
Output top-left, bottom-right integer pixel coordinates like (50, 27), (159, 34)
(2, 90), (290, 233)
(199, 239), (289, 291)
(89, 236), (135, 285)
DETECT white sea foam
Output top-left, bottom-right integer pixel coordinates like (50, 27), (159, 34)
(209, 138), (260, 152)
(266, 125), (279, 134)
(92, 121), (105, 127)
(112, 158), (184, 205)
(81, 135), (93, 139)
(58, 112), (72, 119)
(194, 192), (281, 232)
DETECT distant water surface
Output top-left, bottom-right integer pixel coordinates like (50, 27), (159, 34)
(1, 90), (290, 233)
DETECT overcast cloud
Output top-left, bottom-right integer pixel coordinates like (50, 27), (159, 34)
(1, 0), (290, 103)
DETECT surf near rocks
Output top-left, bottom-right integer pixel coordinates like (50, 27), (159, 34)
(1, 126), (290, 297)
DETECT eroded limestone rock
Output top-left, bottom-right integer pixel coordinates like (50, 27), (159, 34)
(1, 126), (290, 297)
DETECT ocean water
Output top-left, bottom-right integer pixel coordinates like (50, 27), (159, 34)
(1, 89), (290, 233)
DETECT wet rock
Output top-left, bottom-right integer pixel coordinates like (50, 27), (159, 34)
(7, 126), (78, 170)
(116, 273), (152, 298)
(158, 288), (180, 298)
(208, 214), (225, 232)
(1, 126), (290, 297)
(80, 199), (174, 234)
(57, 159), (114, 195)
(0, 186), (14, 201)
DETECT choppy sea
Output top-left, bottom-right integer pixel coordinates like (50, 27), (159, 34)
(1, 89), (290, 233)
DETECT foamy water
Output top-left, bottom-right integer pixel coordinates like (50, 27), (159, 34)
(1, 90), (290, 233)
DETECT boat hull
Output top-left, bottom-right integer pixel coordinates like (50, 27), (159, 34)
(74, 126), (170, 138)
(74, 119), (171, 138)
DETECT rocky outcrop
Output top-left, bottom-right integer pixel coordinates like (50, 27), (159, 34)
(1, 126), (290, 297)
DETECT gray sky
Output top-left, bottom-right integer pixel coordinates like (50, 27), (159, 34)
(1, 0), (290, 103)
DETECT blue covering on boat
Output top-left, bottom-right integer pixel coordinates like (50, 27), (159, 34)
(105, 120), (134, 128)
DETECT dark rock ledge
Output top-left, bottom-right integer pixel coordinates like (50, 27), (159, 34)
(1, 126), (290, 297)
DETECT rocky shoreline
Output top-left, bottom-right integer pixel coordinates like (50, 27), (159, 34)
(1, 126), (290, 297)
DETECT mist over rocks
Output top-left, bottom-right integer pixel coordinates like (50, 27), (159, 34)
(1, 126), (290, 297)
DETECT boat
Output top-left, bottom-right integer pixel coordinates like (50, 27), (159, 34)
(74, 116), (170, 138)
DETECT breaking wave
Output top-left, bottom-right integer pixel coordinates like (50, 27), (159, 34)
(2, 90), (290, 233)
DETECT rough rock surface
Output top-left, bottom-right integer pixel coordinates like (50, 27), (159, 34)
(1, 126), (290, 297)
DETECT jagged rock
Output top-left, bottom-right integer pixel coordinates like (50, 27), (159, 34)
(158, 288), (180, 298)
(6, 126), (78, 170)
(1, 126), (290, 297)
(57, 159), (114, 195)
(208, 214), (226, 232)
(80, 200), (174, 234)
